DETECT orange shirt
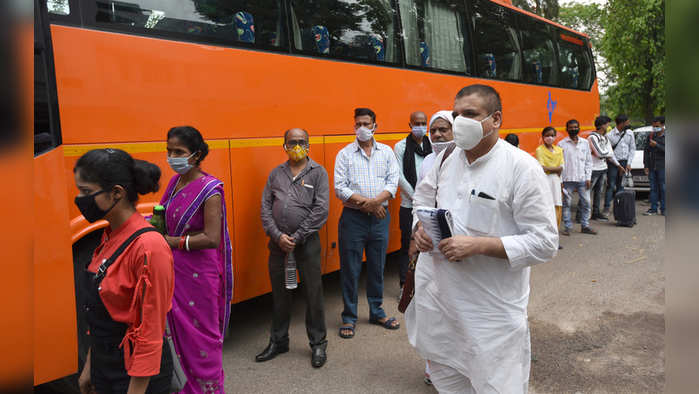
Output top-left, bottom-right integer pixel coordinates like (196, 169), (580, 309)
(88, 212), (174, 377)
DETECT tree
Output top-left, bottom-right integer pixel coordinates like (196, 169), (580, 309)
(601, 0), (665, 122)
(512, 0), (560, 20)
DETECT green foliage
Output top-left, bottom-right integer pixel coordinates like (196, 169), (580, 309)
(602, 0), (665, 123)
(512, 0), (560, 20)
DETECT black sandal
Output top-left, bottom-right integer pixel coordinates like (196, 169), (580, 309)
(369, 316), (400, 330)
(339, 324), (355, 339)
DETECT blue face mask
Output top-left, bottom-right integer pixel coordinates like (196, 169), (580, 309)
(167, 152), (196, 174)
(411, 125), (428, 139)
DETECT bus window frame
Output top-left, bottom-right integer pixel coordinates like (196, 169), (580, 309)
(470, 0), (524, 83)
(78, 0), (292, 55)
(46, 0), (81, 26)
(286, 0), (405, 69)
(36, 0), (63, 157)
(515, 13), (561, 88)
(554, 27), (595, 91)
(396, 0), (474, 77)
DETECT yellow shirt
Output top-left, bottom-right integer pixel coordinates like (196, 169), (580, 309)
(536, 144), (564, 168)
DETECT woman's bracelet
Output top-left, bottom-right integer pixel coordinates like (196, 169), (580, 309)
(178, 236), (186, 250)
(185, 235), (191, 252)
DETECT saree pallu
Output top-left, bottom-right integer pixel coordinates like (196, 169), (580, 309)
(161, 174), (233, 394)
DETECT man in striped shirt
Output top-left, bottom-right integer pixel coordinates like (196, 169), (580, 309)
(334, 107), (401, 339)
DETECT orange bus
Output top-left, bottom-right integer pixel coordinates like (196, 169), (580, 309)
(34, 0), (598, 386)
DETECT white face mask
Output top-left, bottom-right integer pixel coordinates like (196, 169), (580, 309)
(431, 140), (455, 155)
(355, 125), (375, 142)
(653, 126), (663, 132)
(411, 125), (428, 139)
(167, 152), (196, 174)
(544, 135), (555, 145)
(452, 114), (494, 151)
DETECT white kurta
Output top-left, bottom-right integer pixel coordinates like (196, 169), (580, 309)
(406, 139), (558, 393)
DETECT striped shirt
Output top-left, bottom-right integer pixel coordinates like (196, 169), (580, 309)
(334, 139), (400, 207)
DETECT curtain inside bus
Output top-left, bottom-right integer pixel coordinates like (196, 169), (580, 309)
(399, 0), (469, 73)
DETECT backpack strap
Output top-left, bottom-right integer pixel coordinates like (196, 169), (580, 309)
(434, 143), (457, 208)
(94, 227), (160, 283)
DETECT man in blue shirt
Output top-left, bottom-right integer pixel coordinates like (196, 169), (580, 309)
(334, 108), (401, 339)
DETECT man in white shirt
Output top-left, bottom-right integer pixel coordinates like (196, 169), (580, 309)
(588, 116), (625, 222)
(334, 107), (401, 339)
(394, 111), (431, 291)
(558, 120), (596, 235)
(603, 114), (635, 215)
(408, 84), (558, 393)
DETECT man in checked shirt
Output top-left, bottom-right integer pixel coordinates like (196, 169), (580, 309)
(334, 107), (401, 339)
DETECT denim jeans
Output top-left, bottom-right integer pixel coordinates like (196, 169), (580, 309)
(339, 208), (390, 325)
(605, 160), (627, 210)
(590, 170), (607, 217)
(562, 181), (591, 229)
(649, 168), (666, 213)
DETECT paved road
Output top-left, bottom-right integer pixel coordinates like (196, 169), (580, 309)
(224, 199), (664, 394)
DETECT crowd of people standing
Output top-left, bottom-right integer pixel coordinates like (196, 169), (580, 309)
(72, 84), (664, 393)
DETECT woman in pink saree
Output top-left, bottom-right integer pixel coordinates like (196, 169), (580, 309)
(161, 126), (233, 393)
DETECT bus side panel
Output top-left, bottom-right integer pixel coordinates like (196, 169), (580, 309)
(33, 147), (77, 385)
(228, 142), (288, 302)
(321, 139), (349, 274)
(378, 136), (405, 255)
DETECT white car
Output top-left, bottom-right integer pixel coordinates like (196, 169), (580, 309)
(628, 126), (653, 192)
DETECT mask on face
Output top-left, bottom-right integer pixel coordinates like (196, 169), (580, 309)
(653, 126), (663, 132)
(452, 114), (494, 151)
(355, 125), (375, 142)
(544, 135), (556, 145)
(606, 125), (613, 133)
(411, 125), (428, 139)
(286, 144), (308, 161)
(431, 140), (455, 155)
(567, 128), (580, 138)
(167, 152), (196, 174)
(74, 190), (120, 223)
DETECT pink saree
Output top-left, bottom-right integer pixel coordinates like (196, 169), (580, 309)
(161, 173), (233, 394)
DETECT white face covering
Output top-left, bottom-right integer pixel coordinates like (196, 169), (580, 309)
(452, 114), (494, 151)
(411, 125), (428, 139)
(431, 140), (455, 155)
(355, 125), (375, 142)
(653, 126), (663, 132)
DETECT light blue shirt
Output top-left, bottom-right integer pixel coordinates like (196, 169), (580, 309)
(394, 137), (427, 208)
(334, 139), (400, 207)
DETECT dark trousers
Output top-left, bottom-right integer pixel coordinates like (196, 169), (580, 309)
(590, 169), (607, 217)
(339, 207), (390, 325)
(605, 159), (628, 209)
(90, 338), (172, 394)
(268, 232), (327, 349)
(398, 206), (413, 286)
(649, 168), (666, 213)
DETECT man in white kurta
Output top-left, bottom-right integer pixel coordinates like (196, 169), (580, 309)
(406, 85), (559, 394)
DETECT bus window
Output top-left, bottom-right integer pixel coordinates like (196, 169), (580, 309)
(557, 32), (593, 89)
(289, 0), (400, 65)
(472, 0), (521, 81)
(518, 18), (556, 85)
(47, 0), (70, 15)
(398, 0), (470, 74)
(87, 0), (287, 49)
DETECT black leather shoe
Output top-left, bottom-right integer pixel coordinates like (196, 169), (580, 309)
(311, 347), (327, 368)
(255, 341), (289, 362)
